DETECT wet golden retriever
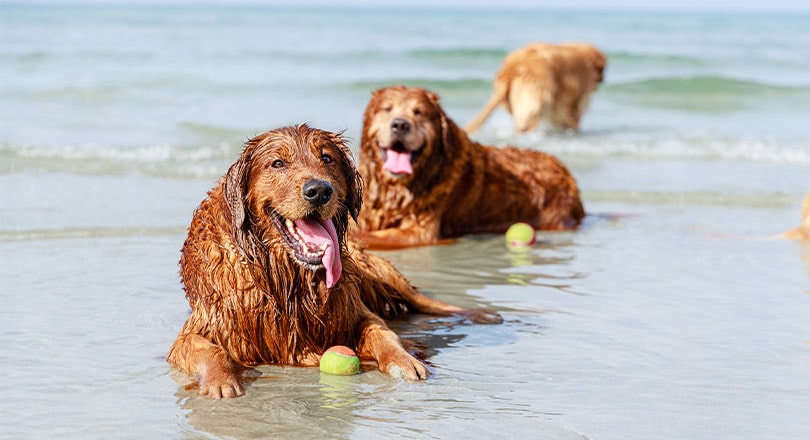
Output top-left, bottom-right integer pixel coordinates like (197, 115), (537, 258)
(781, 192), (810, 240)
(354, 86), (585, 249)
(167, 124), (501, 398)
(465, 42), (606, 133)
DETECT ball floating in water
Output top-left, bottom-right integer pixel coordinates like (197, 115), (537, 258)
(319, 345), (360, 376)
(505, 222), (536, 246)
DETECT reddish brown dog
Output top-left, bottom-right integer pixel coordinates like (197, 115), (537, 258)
(465, 42), (606, 133)
(354, 86), (585, 249)
(168, 125), (501, 398)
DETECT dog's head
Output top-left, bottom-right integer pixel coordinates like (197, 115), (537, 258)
(223, 124), (362, 288)
(362, 86), (461, 181)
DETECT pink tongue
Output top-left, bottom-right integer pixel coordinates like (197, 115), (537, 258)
(293, 218), (342, 288)
(383, 150), (413, 175)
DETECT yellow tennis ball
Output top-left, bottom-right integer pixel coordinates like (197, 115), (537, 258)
(320, 345), (360, 376)
(505, 222), (536, 246)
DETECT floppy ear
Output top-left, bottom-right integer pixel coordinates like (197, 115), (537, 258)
(425, 90), (440, 105)
(345, 167), (363, 223)
(223, 146), (251, 229)
(438, 103), (462, 158)
(370, 87), (385, 100)
(422, 89), (457, 150)
(332, 132), (363, 222)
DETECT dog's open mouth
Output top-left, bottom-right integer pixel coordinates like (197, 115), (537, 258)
(270, 211), (342, 288)
(381, 140), (422, 176)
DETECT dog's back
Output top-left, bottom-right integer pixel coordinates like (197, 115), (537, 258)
(439, 138), (584, 236)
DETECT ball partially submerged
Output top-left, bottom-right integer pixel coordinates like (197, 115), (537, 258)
(505, 222), (536, 246)
(319, 345), (360, 376)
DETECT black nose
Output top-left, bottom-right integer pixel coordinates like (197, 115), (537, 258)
(302, 179), (333, 206)
(391, 118), (411, 135)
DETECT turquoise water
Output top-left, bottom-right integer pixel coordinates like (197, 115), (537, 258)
(1, 5), (809, 439)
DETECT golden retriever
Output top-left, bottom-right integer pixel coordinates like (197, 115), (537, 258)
(354, 86), (585, 249)
(465, 42), (606, 133)
(167, 124), (501, 398)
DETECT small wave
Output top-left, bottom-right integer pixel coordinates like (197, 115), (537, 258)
(28, 85), (126, 102)
(406, 47), (508, 63)
(4, 127), (809, 179)
(347, 78), (490, 93)
(602, 75), (810, 111)
(0, 226), (187, 242)
(583, 190), (796, 207)
(12, 50), (51, 63)
(0, 142), (241, 178)
(606, 76), (803, 95)
(607, 51), (708, 67)
(492, 131), (810, 165)
(177, 122), (249, 139)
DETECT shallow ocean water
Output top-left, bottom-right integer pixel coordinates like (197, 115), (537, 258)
(1, 4), (809, 439)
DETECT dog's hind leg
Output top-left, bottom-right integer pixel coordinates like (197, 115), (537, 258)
(509, 77), (548, 132)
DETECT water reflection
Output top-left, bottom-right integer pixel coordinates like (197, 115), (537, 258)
(504, 246), (533, 285)
(317, 373), (360, 410)
(372, 233), (581, 300)
(173, 325), (470, 439)
(175, 367), (360, 440)
(173, 233), (581, 437)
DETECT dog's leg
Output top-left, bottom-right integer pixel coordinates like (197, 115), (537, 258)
(510, 78), (547, 132)
(167, 332), (244, 399)
(355, 310), (431, 380)
(547, 90), (580, 131)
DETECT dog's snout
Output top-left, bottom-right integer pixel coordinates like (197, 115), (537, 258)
(302, 179), (333, 206)
(390, 118), (411, 135)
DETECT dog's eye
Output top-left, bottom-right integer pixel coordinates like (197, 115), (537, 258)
(382, 105), (392, 112)
(413, 108), (422, 116)
(271, 159), (285, 169)
(322, 154), (334, 164)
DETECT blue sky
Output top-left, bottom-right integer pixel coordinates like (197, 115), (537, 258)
(7, 0), (810, 11)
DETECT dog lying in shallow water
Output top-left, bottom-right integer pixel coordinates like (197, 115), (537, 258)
(167, 124), (501, 398)
(354, 85), (585, 249)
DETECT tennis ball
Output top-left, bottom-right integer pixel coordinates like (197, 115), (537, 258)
(319, 345), (360, 376)
(505, 222), (536, 246)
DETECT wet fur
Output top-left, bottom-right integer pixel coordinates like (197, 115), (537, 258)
(465, 42), (606, 133)
(167, 124), (501, 398)
(355, 86), (585, 249)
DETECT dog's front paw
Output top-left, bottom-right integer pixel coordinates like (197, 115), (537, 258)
(199, 368), (244, 399)
(382, 352), (431, 381)
(458, 308), (503, 325)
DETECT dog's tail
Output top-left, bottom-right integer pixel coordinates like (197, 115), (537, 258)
(464, 82), (508, 134)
